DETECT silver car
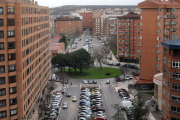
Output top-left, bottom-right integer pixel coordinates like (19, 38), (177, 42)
(63, 102), (68, 109)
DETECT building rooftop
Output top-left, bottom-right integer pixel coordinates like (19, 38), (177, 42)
(117, 12), (140, 19)
(161, 39), (180, 50)
(54, 17), (82, 21)
(51, 43), (65, 51)
(51, 36), (61, 43)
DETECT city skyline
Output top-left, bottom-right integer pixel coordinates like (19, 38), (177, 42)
(37, 0), (144, 8)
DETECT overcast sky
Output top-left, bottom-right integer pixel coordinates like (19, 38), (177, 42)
(36, 0), (144, 8)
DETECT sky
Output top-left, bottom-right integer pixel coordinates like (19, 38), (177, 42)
(36, 0), (144, 8)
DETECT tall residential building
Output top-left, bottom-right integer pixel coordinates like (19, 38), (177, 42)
(92, 10), (103, 36)
(161, 39), (180, 120)
(0, 0), (50, 119)
(135, 0), (180, 90)
(54, 17), (82, 35)
(77, 8), (93, 30)
(117, 12), (140, 63)
(104, 17), (118, 39)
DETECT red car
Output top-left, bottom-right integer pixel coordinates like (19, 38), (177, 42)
(118, 88), (127, 93)
(94, 117), (107, 120)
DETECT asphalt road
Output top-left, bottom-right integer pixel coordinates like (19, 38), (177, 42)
(55, 31), (139, 120)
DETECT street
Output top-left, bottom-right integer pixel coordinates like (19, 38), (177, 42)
(54, 31), (139, 120)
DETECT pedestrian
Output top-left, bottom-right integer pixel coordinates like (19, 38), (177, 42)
(71, 82), (72, 86)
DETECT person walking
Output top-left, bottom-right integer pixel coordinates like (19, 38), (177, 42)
(71, 82), (72, 86)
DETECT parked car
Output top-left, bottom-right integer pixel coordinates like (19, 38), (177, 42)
(82, 80), (88, 84)
(106, 80), (110, 84)
(93, 80), (97, 84)
(120, 101), (133, 110)
(129, 75), (133, 79)
(125, 75), (130, 80)
(94, 117), (107, 120)
(88, 80), (93, 84)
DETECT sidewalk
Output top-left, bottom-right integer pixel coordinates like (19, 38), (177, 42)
(29, 82), (66, 120)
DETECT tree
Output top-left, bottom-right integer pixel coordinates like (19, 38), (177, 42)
(92, 47), (105, 70)
(132, 93), (150, 120)
(111, 104), (125, 120)
(54, 53), (67, 72)
(76, 49), (91, 74)
(59, 35), (67, 46)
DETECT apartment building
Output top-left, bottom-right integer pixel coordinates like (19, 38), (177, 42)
(77, 9), (93, 30)
(0, 0), (50, 119)
(92, 16), (101, 36)
(117, 12), (140, 63)
(135, 0), (180, 90)
(161, 39), (180, 120)
(54, 17), (82, 35)
(104, 17), (118, 39)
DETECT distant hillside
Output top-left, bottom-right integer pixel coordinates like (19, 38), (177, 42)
(50, 5), (137, 15)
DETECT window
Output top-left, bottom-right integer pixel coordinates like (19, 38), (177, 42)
(172, 61), (180, 69)
(172, 72), (180, 80)
(0, 7), (3, 14)
(0, 100), (6, 108)
(157, 8), (161, 12)
(171, 95), (180, 103)
(10, 98), (17, 106)
(8, 42), (15, 49)
(163, 68), (167, 76)
(156, 64), (160, 68)
(0, 110), (6, 118)
(157, 37), (161, 40)
(0, 19), (3, 26)
(0, 54), (4, 62)
(164, 15), (170, 19)
(164, 48), (168, 54)
(7, 7), (14, 14)
(26, 28), (28, 35)
(8, 64), (16, 72)
(0, 31), (3, 39)
(157, 29), (161, 33)
(0, 66), (5, 73)
(26, 18), (28, 24)
(7, 30), (15, 37)
(10, 108), (17, 116)
(157, 15), (161, 19)
(9, 76), (16, 83)
(163, 57), (167, 64)
(171, 106), (180, 115)
(0, 77), (5, 85)
(157, 44), (161, 47)
(0, 43), (4, 50)
(157, 23), (161, 27)
(157, 57), (160, 61)
(0, 88), (5, 96)
(7, 19), (15, 26)
(25, 7), (28, 14)
(8, 53), (15, 61)
(9, 87), (16, 94)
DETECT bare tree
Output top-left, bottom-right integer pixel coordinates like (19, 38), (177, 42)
(92, 47), (105, 70)
(108, 35), (117, 50)
(58, 72), (68, 87)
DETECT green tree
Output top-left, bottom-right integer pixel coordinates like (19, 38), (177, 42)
(59, 35), (67, 46)
(111, 104), (125, 120)
(76, 48), (91, 74)
(132, 93), (149, 120)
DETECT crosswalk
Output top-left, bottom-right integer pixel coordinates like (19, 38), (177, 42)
(67, 83), (114, 88)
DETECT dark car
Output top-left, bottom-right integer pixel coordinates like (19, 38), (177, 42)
(93, 80), (97, 84)
(66, 91), (71, 97)
(118, 88), (127, 93)
(88, 80), (93, 84)
(120, 93), (130, 98)
(92, 108), (105, 112)
(126, 109), (133, 119)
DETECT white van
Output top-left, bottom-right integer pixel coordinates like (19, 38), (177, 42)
(120, 101), (133, 110)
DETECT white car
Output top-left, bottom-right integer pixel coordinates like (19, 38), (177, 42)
(122, 97), (131, 101)
(129, 75), (133, 79)
(125, 75), (130, 80)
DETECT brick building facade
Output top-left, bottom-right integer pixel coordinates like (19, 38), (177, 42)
(0, 0), (50, 119)
(117, 12), (140, 63)
(54, 17), (83, 35)
(161, 39), (180, 120)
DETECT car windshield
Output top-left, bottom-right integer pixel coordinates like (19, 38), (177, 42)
(73, 96), (76, 99)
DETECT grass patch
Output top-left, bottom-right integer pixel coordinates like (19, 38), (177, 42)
(56, 67), (123, 79)
(142, 92), (154, 96)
